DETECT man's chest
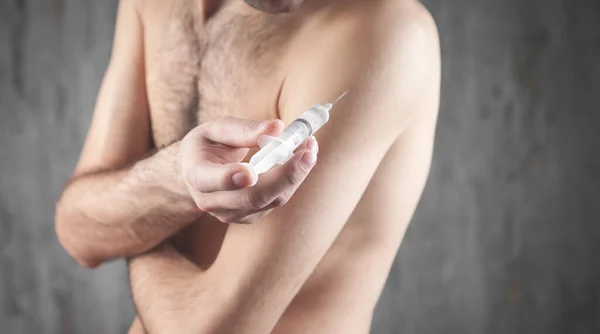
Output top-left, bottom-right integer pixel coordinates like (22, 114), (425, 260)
(144, 3), (297, 148)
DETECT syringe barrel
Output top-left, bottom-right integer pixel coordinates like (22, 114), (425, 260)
(299, 104), (330, 134)
(280, 120), (311, 152)
(281, 104), (330, 151)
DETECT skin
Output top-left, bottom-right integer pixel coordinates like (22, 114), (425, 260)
(55, 0), (440, 332)
(243, 0), (305, 13)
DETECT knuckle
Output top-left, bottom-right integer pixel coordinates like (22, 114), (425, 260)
(285, 167), (300, 186)
(246, 192), (269, 209)
(272, 195), (289, 207)
(194, 195), (209, 212)
(196, 203), (208, 213)
(242, 193), (256, 209)
(219, 172), (232, 190)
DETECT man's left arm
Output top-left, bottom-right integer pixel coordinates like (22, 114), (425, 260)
(129, 4), (440, 333)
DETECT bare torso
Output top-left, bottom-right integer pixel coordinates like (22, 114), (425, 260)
(137, 0), (412, 332)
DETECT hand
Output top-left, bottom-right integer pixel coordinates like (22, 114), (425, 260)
(180, 117), (318, 224)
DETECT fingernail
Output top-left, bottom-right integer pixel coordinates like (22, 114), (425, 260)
(301, 151), (317, 170)
(232, 171), (250, 187)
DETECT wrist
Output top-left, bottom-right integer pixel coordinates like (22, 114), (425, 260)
(132, 141), (200, 215)
(161, 141), (191, 198)
(165, 142), (204, 215)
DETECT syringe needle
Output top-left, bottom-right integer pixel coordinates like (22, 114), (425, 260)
(331, 90), (349, 105)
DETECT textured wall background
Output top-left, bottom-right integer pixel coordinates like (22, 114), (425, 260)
(1, 0), (599, 333)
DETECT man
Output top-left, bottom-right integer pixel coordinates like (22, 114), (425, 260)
(55, 0), (440, 332)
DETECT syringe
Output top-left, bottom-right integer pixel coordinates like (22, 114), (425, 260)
(248, 91), (349, 175)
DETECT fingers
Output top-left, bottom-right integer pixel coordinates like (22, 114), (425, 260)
(192, 137), (318, 194)
(188, 162), (258, 193)
(200, 117), (284, 147)
(295, 136), (319, 154)
(201, 146), (317, 211)
(257, 147), (317, 201)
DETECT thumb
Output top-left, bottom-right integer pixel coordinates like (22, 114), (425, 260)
(201, 117), (284, 147)
(189, 161), (258, 192)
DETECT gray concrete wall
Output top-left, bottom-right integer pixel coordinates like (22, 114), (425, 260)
(1, 0), (599, 333)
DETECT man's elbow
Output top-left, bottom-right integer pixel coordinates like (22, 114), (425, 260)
(55, 198), (103, 269)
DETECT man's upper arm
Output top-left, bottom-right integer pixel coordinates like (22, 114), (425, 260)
(74, 0), (150, 177)
(199, 3), (440, 332)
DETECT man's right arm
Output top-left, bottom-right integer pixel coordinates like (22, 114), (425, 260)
(55, 0), (200, 268)
(56, 143), (201, 268)
(55, 0), (315, 268)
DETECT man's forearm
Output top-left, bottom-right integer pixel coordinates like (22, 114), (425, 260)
(128, 245), (235, 334)
(56, 142), (202, 267)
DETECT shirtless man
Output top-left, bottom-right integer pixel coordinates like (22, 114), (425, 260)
(55, 0), (440, 332)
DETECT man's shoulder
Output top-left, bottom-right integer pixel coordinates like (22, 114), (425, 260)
(281, 0), (440, 121)
(348, 0), (437, 39)
(326, 0), (438, 62)
(291, 0), (439, 81)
